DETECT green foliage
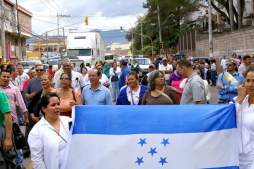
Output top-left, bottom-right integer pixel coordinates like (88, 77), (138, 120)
(128, 0), (199, 55)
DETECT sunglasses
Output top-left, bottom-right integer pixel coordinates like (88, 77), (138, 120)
(36, 69), (44, 72)
(60, 77), (70, 80)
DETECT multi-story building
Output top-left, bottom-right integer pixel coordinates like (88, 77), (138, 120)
(27, 36), (66, 53)
(0, 0), (32, 63)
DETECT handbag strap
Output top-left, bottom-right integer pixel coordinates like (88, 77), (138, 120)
(72, 90), (76, 102)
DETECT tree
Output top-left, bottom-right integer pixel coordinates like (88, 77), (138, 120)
(211, 0), (245, 30)
(128, 0), (199, 55)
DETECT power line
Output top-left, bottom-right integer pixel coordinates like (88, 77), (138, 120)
(33, 18), (58, 25)
(39, 0), (55, 12)
(44, 0), (59, 11)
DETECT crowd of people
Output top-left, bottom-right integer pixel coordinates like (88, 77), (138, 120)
(0, 53), (253, 169)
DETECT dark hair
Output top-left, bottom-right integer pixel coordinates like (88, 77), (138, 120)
(128, 71), (139, 80)
(40, 92), (60, 115)
(244, 65), (254, 78)
(120, 59), (128, 66)
(7, 64), (16, 73)
(243, 55), (251, 61)
(177, 59), (192, 68)
(148, 70), (165, 91)
(80, 67), (87, 74)
(16, 63), (23, 68)
(60, 72), (72, 88)
(0, 68), (11, 75)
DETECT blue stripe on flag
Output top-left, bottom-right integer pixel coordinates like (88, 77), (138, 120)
(204, 166), (239, 169)
(72, 104), (236, 135)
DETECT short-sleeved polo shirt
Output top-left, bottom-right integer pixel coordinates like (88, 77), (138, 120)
(0, 90), (11, 126)
(81, 84), (112, 105)
(180, 73), (206, 104)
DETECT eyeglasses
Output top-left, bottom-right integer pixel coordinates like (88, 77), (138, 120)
(60, 77), (70, 80)
(36, 69), (44, 72)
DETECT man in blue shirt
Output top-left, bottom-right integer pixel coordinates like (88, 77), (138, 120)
(81, 69), (112, 105)
(119, 59), (130, 89)
(216, 60), (245, 103)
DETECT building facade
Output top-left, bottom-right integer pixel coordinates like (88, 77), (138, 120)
(0, 0), (32, 63)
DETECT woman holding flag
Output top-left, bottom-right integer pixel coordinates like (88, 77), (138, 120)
(28, 93), (71, 169)
(236, 66), (254, 169)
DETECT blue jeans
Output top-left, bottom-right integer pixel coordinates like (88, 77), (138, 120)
(16, 149), (23, 167)
(111, 81), (119, 101)
(15, 122), (24, 167)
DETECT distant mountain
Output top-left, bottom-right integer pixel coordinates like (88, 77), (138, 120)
(27, 30), (129, 46)
(91, 29), (129, 45)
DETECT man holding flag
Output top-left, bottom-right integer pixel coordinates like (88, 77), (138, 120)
(217, 59), (244, 103)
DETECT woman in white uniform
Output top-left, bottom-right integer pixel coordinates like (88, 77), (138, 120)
(28, 92), (71, 169)
(236, 66), (254, 169)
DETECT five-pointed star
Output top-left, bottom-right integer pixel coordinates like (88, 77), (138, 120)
(159, 157), (168, 166)
(148, 147), (157, 156)
(161, 138), (170, 147)
(135, 157), (144, 166)
(138, 138), (147, 147)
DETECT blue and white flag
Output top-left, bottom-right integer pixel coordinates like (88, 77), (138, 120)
(66, 104), (239, 169)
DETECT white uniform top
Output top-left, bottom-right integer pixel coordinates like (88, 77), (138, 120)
(28, 116), (71, 169)
(236, 96), (254, 169)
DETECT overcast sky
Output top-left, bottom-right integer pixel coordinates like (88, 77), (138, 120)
(17, 0), (146, 35)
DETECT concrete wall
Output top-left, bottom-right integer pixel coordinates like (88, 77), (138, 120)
(196, 27), (254, 58)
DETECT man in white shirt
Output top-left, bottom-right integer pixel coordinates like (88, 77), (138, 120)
(238, 55), (252, 75)
(53, 60), (86, 91)
(220, 56), (227, 71)
(15, 63), (29, 92)
(159, 57), (173, 81)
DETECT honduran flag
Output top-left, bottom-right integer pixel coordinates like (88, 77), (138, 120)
(66, 104), (239, 169)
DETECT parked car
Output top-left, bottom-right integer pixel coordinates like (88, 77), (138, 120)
(133, 57), (151, 73)
(19, 60), (37, 73)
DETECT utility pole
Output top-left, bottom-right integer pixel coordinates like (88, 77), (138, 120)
(132, 29), (134, 56)
(62, 27), (66, 57)
(229, 0), (234, 31)
(0, 0), (6, 63)
(208, 0), (213, 57)
(56, 14), (71, 37)
(157, 0), (162, 44)
(57, 13), (60, 36)
(15, 0), (23, 61)
(140, 22), (144, 55)
(46, 32), (48, 58)
(252, 0), (254, 26)
(238, 0), (242, 29)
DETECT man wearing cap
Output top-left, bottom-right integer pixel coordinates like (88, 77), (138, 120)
(216, 59), (245, 103)
(119, 59), (130, 89)
(159, 57), (173, 82)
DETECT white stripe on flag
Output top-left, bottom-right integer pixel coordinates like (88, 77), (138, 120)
(66, 128), (239, 169)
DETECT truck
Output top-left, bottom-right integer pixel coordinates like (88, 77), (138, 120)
(66, 32), (106, 65)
